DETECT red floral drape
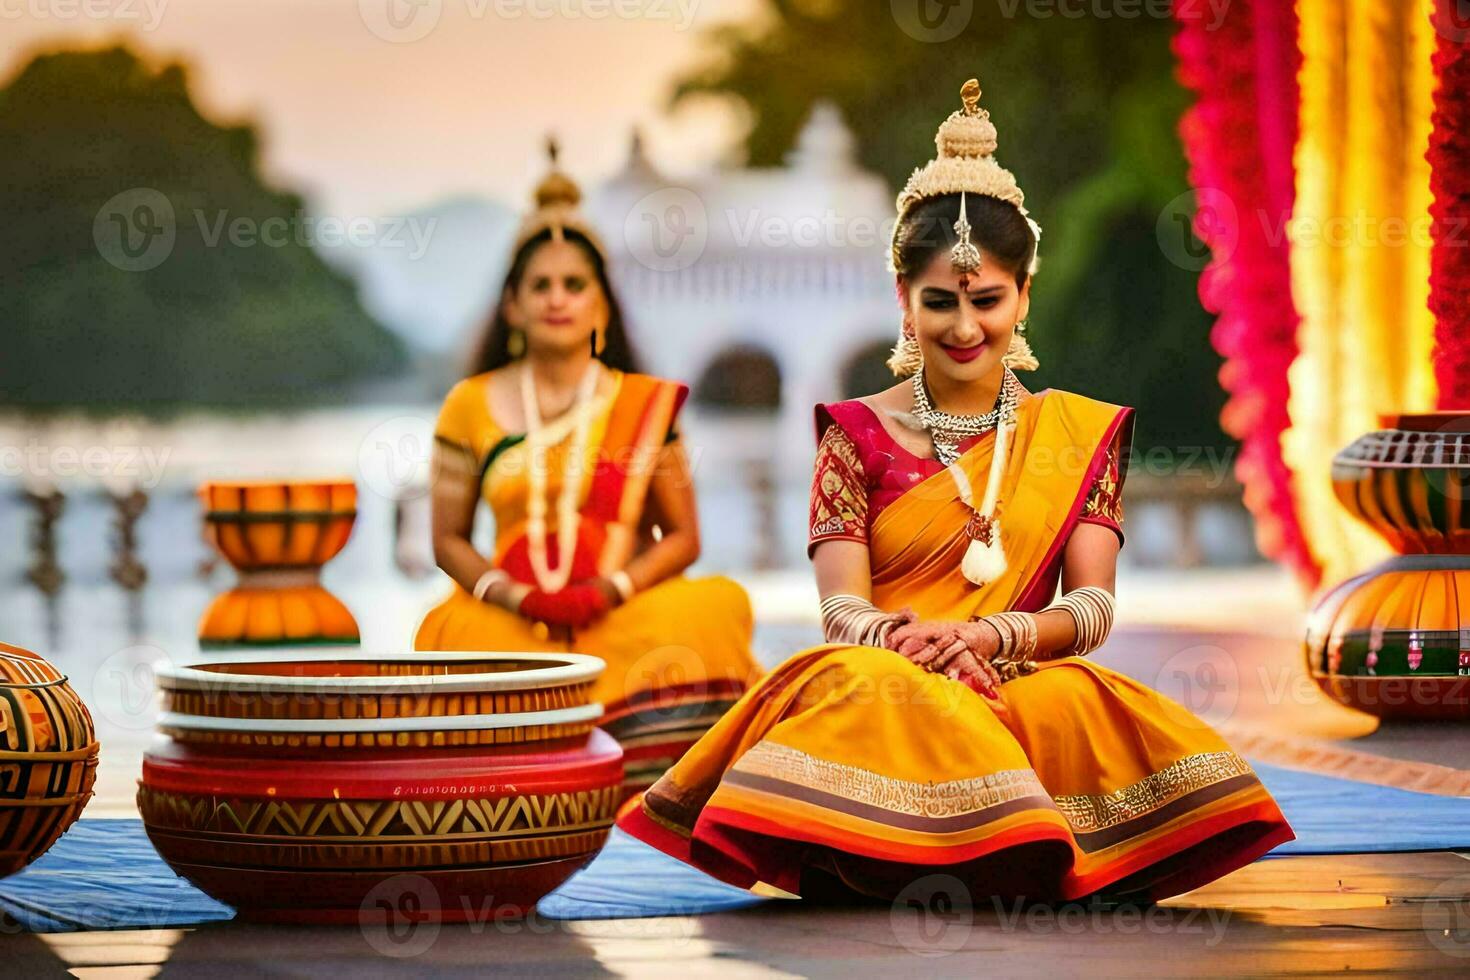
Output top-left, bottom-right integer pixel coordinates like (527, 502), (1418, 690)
(1173, 0), (1320, 589)
(1430, 0), (1470, 409)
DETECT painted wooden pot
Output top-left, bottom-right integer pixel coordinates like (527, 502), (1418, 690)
(1330, 412), (1470, 554)
(1307, 413), (1470, 719)
(198, 480), (360, 648)
(0, 641), (99, 878)
(137, 652), (623, 923)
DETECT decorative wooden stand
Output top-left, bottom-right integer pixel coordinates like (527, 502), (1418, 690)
(197, 480), (359, 649)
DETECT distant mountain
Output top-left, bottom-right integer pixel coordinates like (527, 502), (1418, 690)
(0, 45), (406, 412)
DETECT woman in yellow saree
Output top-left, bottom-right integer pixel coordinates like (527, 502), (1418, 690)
(415, 145), (760, 797)
(617, 79), (1294, 905)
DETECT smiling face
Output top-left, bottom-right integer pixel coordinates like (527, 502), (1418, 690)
(503, 237), (608, 358)
(901, 248), (1031, 384)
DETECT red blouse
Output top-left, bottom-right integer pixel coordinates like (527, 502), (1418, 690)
(808, 398), (1126, 557)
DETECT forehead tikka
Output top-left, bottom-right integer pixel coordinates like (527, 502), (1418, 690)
(951, 190), (982, 281)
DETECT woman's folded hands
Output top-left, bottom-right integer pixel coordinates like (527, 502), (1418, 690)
(518, 583), (609, 629)
(885, 620), (1004, 700)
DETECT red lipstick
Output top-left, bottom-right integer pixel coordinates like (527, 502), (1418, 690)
(941, 342), (987, 363)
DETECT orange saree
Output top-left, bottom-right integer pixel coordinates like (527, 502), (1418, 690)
(415, 369), (761, 797)
(618, 388), (1294, 903)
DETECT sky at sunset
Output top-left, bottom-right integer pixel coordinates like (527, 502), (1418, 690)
(1, 0), (763, 218)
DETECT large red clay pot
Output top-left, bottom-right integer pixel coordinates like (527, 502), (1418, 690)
(0, 641), (98, 878)
(138, 652), (622, 922)
(197, 479), (359, 648)
(1307, 413), (1470, 719)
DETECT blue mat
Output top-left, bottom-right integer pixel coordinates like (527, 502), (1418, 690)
(536, 828), (764, 920)
(0, 819), (234, 932)
(5, 760), (1470, 930)
(1253, 761), (1470, 855)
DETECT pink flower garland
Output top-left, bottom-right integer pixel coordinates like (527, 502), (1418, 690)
(1429, 0), (1470, 409)
(1173, 0), (1321, 589)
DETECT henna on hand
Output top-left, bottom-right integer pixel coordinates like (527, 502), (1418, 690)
(887, 620), (1005, 698)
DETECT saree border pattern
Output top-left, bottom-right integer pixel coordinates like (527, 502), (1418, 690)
(730, 740), (1048, 819)
(727, 740), (1262, 839)
(1051, 750), (1255, 832)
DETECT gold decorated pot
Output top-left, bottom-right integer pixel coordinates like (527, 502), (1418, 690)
(0, 641), (99, 878)
(138, 652), (623, 922)
(1308, 413), (1470, 719)
(1330, 412), (1470, 554)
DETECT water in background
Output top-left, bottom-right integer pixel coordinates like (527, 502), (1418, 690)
(0, 404), (1260, 811)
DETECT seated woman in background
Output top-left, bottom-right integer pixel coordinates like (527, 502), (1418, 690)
(618, 79), (1293, 905)
(415, 144), (760, 798)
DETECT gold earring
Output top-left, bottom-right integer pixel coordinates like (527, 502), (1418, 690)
(887, 320), (923, 377)
(592, 320), (607, 357)
(1004, 329), (1040, 371)
(508, 327), (526, 358)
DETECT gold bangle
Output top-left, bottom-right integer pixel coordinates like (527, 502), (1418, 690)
(1041, 586), (1114, 656)
(976, 611), (1039, 681)
(609, 569), (636, 603)
(472, 569), (509, 602)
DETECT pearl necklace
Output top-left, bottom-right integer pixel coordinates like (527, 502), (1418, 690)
(911, 365), (1023, 465)
(520, 360), (602, 593)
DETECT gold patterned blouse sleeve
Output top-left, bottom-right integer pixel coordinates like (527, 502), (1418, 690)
(808, 423), (868, 554)
(1077, 439), (1124, 542)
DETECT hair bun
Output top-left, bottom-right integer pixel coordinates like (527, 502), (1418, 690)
(534, 171), (582, 210)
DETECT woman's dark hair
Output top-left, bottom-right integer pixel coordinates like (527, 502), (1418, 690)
(468, 227), (641, 376)
(892, 192), (1036, 288)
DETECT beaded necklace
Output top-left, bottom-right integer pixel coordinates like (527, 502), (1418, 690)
(519, 360), (602, 593)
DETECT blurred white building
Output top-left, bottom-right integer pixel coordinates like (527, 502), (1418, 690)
(589, 102), (899, 470)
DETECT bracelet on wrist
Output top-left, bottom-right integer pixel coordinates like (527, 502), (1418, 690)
(473, 569), (510, 602)
(974, 611), (1039, 681)
(609, 569), (636, 604)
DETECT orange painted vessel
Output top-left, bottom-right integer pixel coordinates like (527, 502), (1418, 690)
(1307, 413), (1470, 719)
(197, 479), (359, 647)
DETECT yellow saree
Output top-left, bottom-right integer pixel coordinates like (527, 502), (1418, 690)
(414, 369), (761, 797)
(619, 389), (1294, 903)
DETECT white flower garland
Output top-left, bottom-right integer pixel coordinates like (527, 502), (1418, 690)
(519, 360), (602, 593)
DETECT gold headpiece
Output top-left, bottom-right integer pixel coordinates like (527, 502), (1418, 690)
(888, 78), (1041, 276)
(510, 135), (608, 258)
(885, 77), (1042, 377)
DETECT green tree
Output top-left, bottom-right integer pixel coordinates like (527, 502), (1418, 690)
(673, 0), (1226, 454)
(0, 45), (405, 413)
